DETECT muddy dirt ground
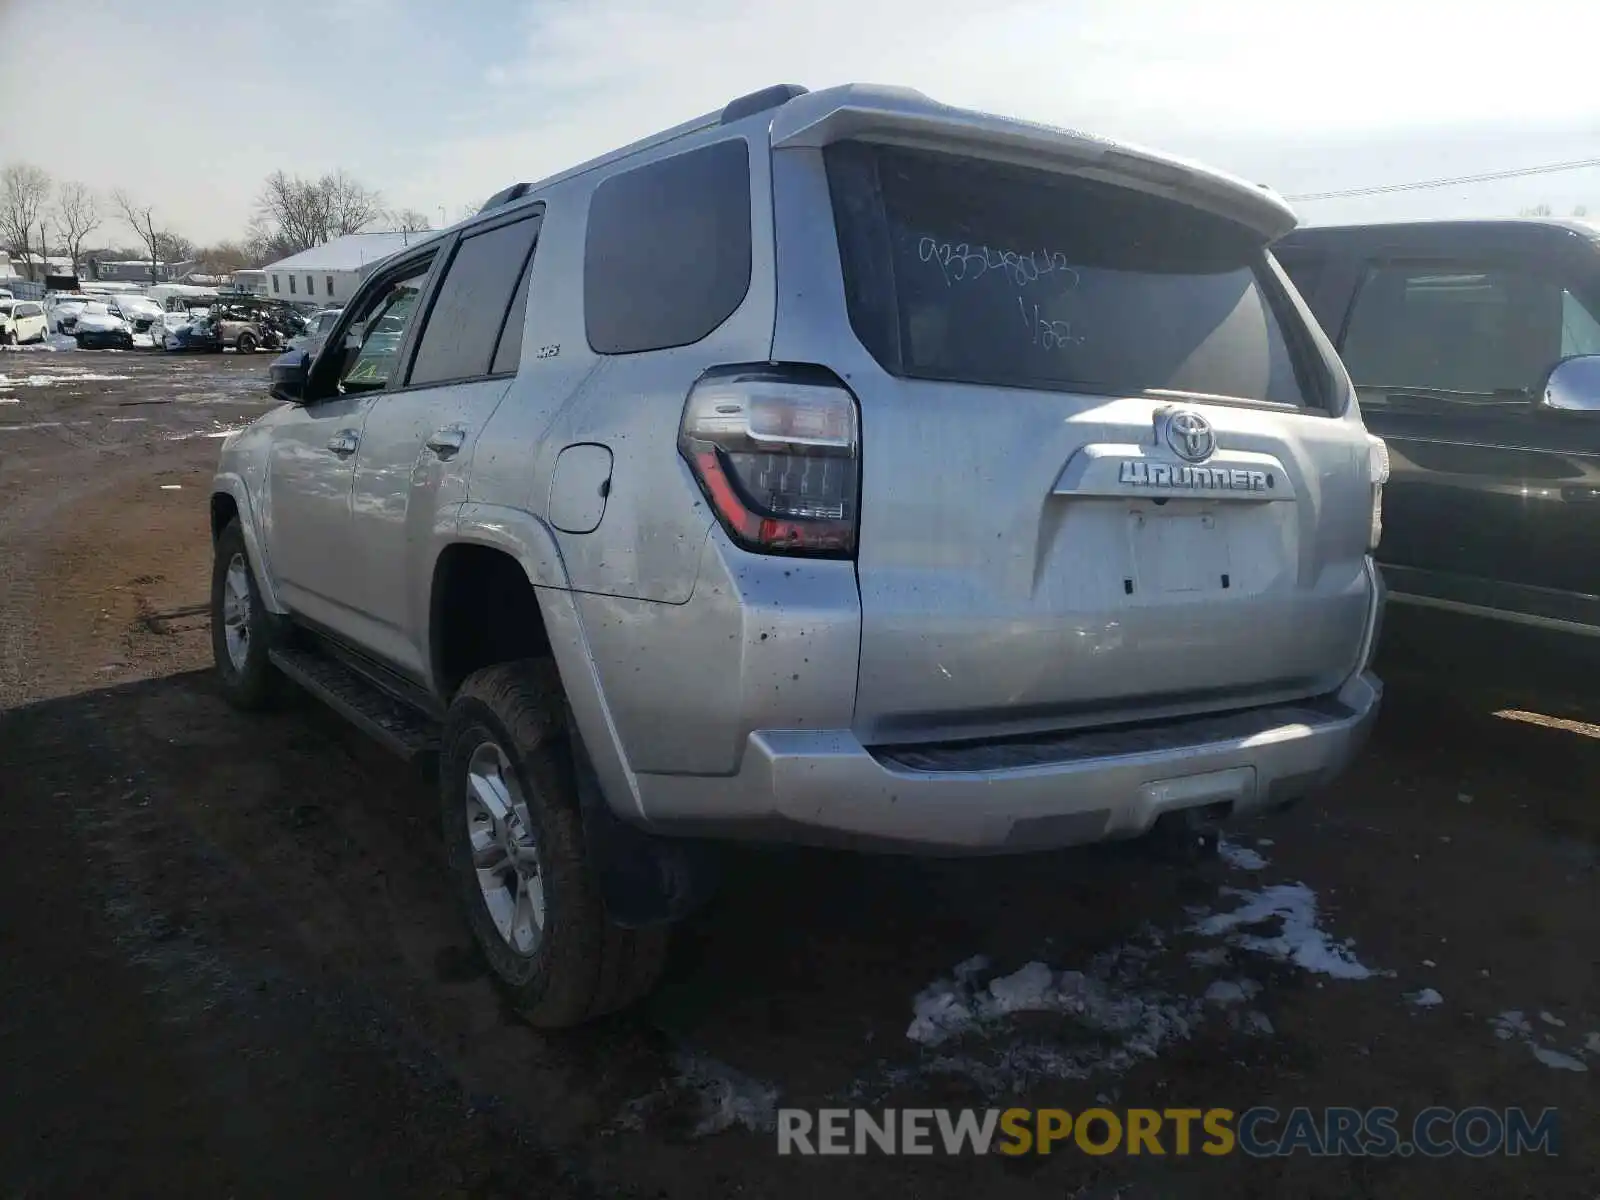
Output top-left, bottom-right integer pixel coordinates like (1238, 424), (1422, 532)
(1, 346), (1596, 1199)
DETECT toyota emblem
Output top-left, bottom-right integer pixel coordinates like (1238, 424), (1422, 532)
(1162, 410), (1216, 463)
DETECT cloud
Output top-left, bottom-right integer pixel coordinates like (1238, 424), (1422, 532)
(4, 0), (1600, 242)
(410, 0), (1600, 221)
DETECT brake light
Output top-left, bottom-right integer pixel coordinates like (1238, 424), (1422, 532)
(1367, 435), (1389, 551)
(678, 366), (860, 557)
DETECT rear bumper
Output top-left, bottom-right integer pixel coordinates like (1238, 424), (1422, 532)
(634, 669), (1382, 853)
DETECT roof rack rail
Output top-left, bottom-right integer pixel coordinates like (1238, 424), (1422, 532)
(478, 181), (532, 214)
(720, 84), (808, 125)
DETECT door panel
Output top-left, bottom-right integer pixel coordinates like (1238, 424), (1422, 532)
(341, 208), (543, 676)
(262, 394), (374, 636)
(347, 379), (513, 674)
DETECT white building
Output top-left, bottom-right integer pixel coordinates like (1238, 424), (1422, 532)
(263, 232), (420, 307)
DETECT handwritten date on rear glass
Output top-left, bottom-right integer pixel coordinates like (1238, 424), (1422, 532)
(1017, 298), (1080, 351)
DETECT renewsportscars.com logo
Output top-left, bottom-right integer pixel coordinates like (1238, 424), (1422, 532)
(776, 1107), (1562, 1158)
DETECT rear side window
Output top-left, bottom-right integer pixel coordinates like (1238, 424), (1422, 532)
(824, 142), (1316, 407)
(409, 212), (540, 386)
(584, 138), (752, 355)
(1338, 262), (1600, 399)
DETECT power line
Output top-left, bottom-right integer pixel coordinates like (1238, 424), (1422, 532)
(1286, 157), (1600, 202)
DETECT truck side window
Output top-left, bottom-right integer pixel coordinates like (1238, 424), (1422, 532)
(1340, 263), (1564, 402)
(337, 258), (434, 393)
(1560, 288), (1600, 357)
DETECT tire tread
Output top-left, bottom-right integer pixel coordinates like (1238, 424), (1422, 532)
(447, 660), (667, 1027)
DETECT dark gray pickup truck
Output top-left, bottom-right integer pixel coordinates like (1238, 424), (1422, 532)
(1276, 219), (1600, 689)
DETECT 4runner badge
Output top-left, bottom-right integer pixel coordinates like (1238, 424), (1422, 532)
(1117, 460), (1273, 493)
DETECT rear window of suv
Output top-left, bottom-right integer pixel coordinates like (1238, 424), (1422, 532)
(824, 142), (1319, 407)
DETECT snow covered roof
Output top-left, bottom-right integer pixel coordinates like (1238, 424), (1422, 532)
(263, 232), (431, 273)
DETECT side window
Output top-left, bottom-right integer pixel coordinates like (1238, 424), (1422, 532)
(336, 258), (434, 393)
(1560, 288), (1600, 357)
(408, 212), (540, 386)
(584, 138), (752, 355)
(492, 253), (534, 375)
(1340, 262), (1563, 402)
(19, 303), (40, 318)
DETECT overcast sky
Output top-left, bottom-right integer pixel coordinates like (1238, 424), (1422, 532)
(2, 0), (1597, 246)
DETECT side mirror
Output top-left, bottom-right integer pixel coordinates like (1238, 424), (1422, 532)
(269, 348), (311, 404)
(1539, 354), (1600, 414)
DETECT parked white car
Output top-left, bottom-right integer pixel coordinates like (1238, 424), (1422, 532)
(44, 292), (95, 334)
(0, 299), (50, 345)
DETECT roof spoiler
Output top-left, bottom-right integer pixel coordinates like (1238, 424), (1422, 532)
(769, 85), (1298, 242)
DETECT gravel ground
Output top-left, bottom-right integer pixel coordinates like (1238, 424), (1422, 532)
(1, 345), (1595, 1199)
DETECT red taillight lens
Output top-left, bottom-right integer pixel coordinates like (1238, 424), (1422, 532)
(678, 366), (860, 557)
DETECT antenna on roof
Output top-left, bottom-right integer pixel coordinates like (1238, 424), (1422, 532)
(720, 84), (808, 125)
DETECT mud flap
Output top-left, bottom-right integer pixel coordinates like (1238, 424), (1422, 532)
(566, 717), (720, 929)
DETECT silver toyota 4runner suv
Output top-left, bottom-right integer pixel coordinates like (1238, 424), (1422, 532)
(210, 83), (1386, 1027)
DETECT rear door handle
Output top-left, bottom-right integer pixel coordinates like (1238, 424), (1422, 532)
(426, 426), (467, 460)
(326, 429), (360, 457)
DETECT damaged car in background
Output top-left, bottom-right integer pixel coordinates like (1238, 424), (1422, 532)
(71, 301), (136, 350)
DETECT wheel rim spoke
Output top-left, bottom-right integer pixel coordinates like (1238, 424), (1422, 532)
(220, 554), (252, 671)
(465, 740), (544, 957)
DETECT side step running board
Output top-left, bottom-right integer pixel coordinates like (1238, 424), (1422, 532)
(269, 645), (440, 763)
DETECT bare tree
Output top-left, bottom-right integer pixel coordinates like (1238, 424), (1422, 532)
(326, 170), (382, 236)
(253, 169), (384, 259)
(112, 190), (167, 283)
(155, 231), (195, 267)
(52, 182), (102, 276)
(389, 208), (432, 234)
(0, 164), (53, 280)
(198, 240), (254, 275)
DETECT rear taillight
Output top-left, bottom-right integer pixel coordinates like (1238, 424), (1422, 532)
(678, 366), (860, 557)
(1367, 435), (1389, 551)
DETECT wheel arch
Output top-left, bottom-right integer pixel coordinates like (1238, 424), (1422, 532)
(210, 475), (286, 613)
(432, 506), (646, 824)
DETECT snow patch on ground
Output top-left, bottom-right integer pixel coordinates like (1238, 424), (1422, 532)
(1530, 1045), (1588, 1072)
(1492, 1010), (1532, 1040)
(1203, 979), (1261, 1006)
(1586, 1032), (1600, 1056)
(0, 370), (132, 387)
(1218, 838), (1269, 871)
(617, 1049), (779, 1138)
(902, 941), (1206, 1088)
(1492, 1011), (1590, 1071)
(165, 426), (246, 442)
(1192, 884), (1379, 980)
(1407, 988), (1444, 1008)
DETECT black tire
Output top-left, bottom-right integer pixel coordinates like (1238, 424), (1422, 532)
(1, 328), (14, 347)
(441, 660), (669, 1028)
(236, 331), (257, 354)
(210, 518), (288, 710)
